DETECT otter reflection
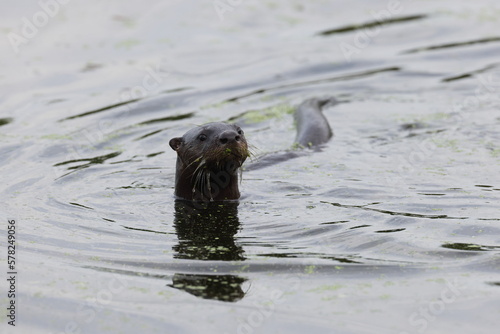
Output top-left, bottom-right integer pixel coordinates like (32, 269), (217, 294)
(168, 200), (247, 302)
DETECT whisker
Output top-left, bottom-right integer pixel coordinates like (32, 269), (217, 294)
(207, 171), (213, 201)
(190, 158), (206, 181)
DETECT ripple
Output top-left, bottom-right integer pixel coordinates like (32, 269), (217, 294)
(68, 202), (94, 210)
(137, 111), (196, 125)
(402, 36), (500, 54)
(442, 243), (500, 252)
(0, 117), (13, 126)
(222, 66), (400, 103)
(60, 99), (142, 121)
(375, 228), (406, 233)
(317, 14), (427, 36)
(322, 201), (468, 219)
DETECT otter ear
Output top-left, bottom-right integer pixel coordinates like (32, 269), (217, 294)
(169, 137), (183, 151)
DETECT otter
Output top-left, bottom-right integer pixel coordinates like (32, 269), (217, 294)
(169, 122), (249, 201)
(169, 97), (335, 201)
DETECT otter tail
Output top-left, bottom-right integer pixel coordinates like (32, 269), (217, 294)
(244, 97), (335, 171)
(294, 97), (335, 148)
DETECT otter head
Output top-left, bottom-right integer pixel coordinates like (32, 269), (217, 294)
(169, 122), (249, 201)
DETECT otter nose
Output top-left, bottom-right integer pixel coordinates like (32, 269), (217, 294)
(219, 130), (240, 145)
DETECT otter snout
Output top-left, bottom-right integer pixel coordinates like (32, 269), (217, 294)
(219, 130), (241, 145)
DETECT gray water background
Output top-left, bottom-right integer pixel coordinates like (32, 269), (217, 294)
(1, 0), (499, 333)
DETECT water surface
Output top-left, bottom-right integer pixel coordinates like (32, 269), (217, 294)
(1, 1), (499, 333)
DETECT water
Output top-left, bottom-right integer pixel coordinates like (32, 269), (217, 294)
(1, 0), (500, 333)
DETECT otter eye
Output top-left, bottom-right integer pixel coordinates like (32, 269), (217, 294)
(237, 128), (244, 135)
(198, 134), (207, 141)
